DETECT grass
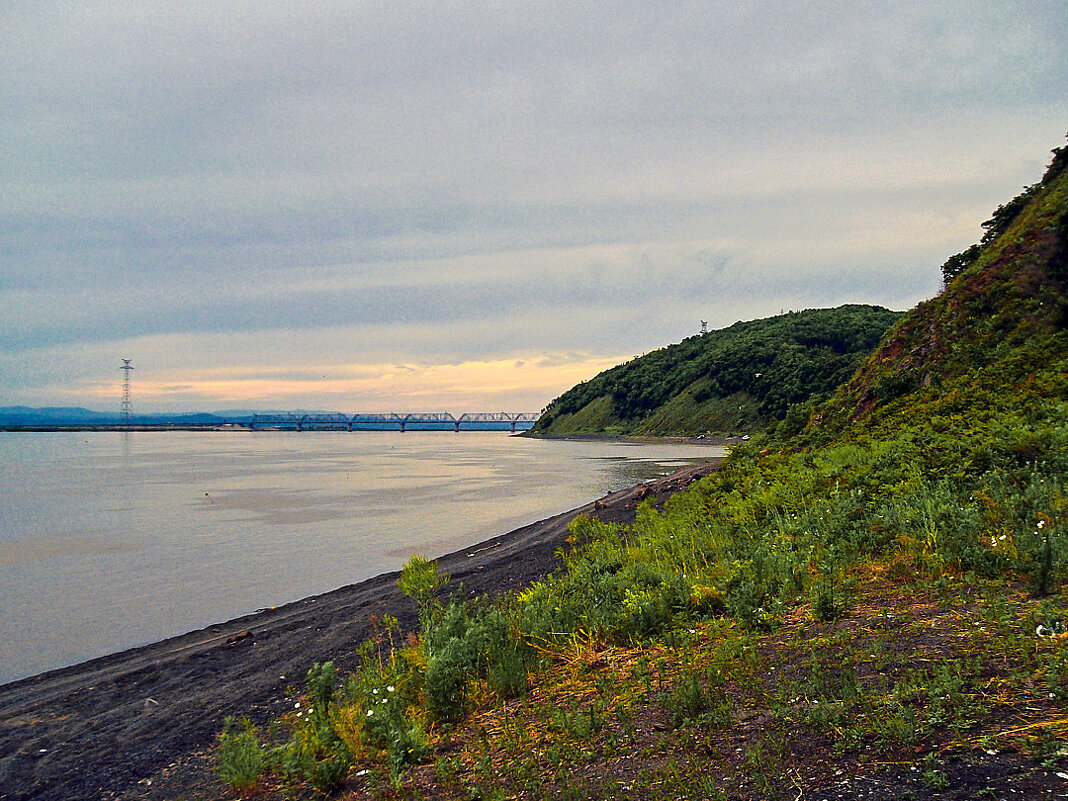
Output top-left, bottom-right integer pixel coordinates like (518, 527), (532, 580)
(216, 567), (1067, 799)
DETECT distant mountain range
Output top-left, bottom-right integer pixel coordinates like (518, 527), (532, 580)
(0, 406), (237, 425)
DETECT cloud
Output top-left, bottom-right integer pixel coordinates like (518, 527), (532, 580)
(1, 2), (1066, 410)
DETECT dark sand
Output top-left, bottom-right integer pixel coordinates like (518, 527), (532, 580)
(0, 461), (721, 801)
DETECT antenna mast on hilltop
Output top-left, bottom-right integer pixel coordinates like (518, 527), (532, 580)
(120, 359), (134, 425)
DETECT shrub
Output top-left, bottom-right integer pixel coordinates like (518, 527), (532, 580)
(398, 554), (448, 625)
(281, 661), (353, 793)
(215, 716), (266, 790)
(424, 636), (472, 721)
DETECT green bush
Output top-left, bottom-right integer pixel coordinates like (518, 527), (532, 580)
(215, 716), (267, 790)
(281, 661), (353, 794)
(424, 635), (473, 721)
(398, 553), (448, 625)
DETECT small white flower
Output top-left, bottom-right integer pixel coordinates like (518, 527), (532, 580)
(294, 702), (300, 709)
(387, 685), (395, 693)
(366, 709), (374, 717)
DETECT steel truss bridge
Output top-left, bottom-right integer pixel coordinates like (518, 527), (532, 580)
(245, 411), (539, 433)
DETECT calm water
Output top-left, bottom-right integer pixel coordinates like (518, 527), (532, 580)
(0, 431), (724, 683)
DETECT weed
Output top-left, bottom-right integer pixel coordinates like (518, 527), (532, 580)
(280, 661), (353, 793)
(214, 716), (267, 790)
(920, 753), (949, 789)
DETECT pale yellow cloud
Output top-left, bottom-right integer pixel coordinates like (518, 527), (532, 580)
(76, 354), (624, 413)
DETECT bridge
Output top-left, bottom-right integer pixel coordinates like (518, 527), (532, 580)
(244, 411), (539, 433)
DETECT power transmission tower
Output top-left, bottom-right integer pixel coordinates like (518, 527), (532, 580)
(120, 359), (134, 425)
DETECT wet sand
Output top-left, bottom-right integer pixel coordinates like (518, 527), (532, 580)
(0, 461), (721, 801)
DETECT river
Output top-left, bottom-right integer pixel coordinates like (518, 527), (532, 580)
(0, 430), (724, 683)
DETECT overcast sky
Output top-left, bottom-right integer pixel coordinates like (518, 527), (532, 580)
(2, 2), (1066, 413)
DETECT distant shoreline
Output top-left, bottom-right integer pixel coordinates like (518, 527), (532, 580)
(0, 424), (535, 433)
(0, 423), (230, 432)
(519, 431), (744, 445)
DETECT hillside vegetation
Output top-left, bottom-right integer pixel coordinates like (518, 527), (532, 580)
(531, 305), (902, 437)
(211, 137), (1068, 799)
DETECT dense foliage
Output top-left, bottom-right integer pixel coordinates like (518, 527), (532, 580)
(532, 305), (902, 437)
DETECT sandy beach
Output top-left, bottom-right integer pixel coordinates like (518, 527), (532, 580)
(0, 460), (721, 801)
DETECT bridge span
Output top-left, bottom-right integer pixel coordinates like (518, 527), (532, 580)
(245, 411), (539, 433)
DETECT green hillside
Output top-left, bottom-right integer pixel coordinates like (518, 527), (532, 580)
(532, 304), (903, 437)
(804, 140), (1068, 446)
(212, 137), (1068, 798)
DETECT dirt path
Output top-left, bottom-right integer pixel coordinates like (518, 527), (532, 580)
(0, 461), (720, 801)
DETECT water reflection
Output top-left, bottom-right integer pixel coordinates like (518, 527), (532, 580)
(0, 431), (724, 682)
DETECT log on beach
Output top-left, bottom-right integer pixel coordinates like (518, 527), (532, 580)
(0, 461), (721, 801)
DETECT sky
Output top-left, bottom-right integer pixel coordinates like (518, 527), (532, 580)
(2, 2), (1066, 414)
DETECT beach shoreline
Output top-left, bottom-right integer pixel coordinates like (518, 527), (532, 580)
(0, 459), (722, 801)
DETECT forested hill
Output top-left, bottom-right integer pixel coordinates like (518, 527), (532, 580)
(531, 304), (903, 437)
(802, 134), (1068, 444)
